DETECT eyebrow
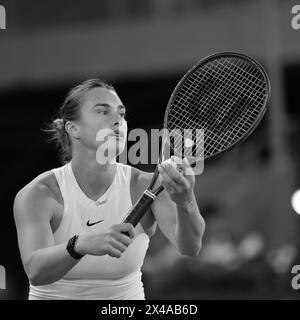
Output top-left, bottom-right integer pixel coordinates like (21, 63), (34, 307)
(93, 103), (126, 110)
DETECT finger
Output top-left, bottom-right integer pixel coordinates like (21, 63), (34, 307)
(108, 246), (122, 258)
(124, 223), (136, 238)
(114, 232), (132, 246)
(161, 181), (177, 195)
(164, 163), (187, 185)
(115, 223), (135, 233)
(116, 223), (136, 239)
(127, 227), (136, 239)
(159, 174), (179, 196)
(110, 238), (128, 253)
(181, 157), (195, 177)
(160, 162), (189, 189)
(171, 155), (183, 166)
(162, 156), (183, 172)
(158, 166), (180, 191)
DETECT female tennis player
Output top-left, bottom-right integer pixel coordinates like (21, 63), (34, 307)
(13, 79), (205, 300)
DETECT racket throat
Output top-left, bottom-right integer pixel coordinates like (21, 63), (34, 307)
(144, 189), (156, 200)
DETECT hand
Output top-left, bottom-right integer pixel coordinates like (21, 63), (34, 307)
(76, 223), (136, 258)
(158, 156), (195, 206)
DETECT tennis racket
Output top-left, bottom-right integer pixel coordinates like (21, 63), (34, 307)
(122, 52), (270, 227)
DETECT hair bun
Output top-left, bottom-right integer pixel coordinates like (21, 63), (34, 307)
(53, 118), (64, 131)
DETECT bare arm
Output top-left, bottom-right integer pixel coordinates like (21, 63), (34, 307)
(149, 158), (205, 257)
(13, 183), (81, 286)
(14, 181), (135, 286)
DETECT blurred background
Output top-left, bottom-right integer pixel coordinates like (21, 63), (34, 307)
(0, 0), (300, 300)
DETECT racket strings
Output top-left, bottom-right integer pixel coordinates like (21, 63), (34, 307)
(165, 128), (204, 160)
(171, 87), (264, 156)
(169, 94), (257, 157)
(184, 61), (266, 128)
(205, 59), (266, 137)
(166, 56), (268, 159)
(171, 62), (265, 136)
(202, 58), (267, 155)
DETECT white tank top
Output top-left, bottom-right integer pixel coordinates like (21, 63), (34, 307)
(29, 162), (150, 300)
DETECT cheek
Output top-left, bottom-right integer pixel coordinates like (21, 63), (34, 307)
(82, 113), (103, 132)
(80, 117), (105, 145)
(95, 128), (114, 145)
(81, 125), (97, 142)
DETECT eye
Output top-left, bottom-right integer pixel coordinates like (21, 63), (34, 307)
(96, 109), (108, 115)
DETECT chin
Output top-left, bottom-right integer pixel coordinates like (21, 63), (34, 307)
(96, 147), (126, 165)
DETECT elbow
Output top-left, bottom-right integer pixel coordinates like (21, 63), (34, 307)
(25, 255), (42, 286)
(27, 263), (47, 286)
(179, 243), (202, 258)
(28, 269), (43, 286)
(191, 244), (202, 257)
(177, 219), (205, 258)
(26, 259), (52, 286)
(28, 275), (42, 287)
(28, 270), (54, 286)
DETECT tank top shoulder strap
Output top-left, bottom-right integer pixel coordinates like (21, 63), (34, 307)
(51, 163), (70, 201)
(116, 162), (132, 186)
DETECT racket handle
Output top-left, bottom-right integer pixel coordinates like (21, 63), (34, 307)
(122, 190), (156, 228)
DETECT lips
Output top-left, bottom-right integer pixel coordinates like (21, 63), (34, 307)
(111, 131), (125, 138)
(96, 125), (127, 143)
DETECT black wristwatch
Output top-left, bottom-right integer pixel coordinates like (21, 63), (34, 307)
(66, 235), (84, 260)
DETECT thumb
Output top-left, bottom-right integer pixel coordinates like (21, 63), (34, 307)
(181, 157), (195, 181)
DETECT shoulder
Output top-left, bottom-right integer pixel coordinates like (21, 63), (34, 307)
(14, 170), (62, 216)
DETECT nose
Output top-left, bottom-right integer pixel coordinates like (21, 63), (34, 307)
(111, 111), (123, 127)
(112, 117), (122, 128)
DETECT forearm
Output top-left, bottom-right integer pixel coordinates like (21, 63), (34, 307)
(175, 195), (205, 257)
(27, 242), (81, 286)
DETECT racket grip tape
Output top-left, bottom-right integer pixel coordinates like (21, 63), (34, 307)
(122, 190), (156, 230)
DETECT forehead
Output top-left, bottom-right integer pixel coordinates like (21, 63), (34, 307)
(82, 87), (122, 107)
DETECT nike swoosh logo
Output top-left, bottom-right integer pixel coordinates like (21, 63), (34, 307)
(86, 219), (104, 227)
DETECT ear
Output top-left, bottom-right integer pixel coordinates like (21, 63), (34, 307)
(65, 121), (80, 140)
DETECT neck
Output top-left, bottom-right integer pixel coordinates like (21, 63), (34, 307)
(70, 147), (117, 201)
